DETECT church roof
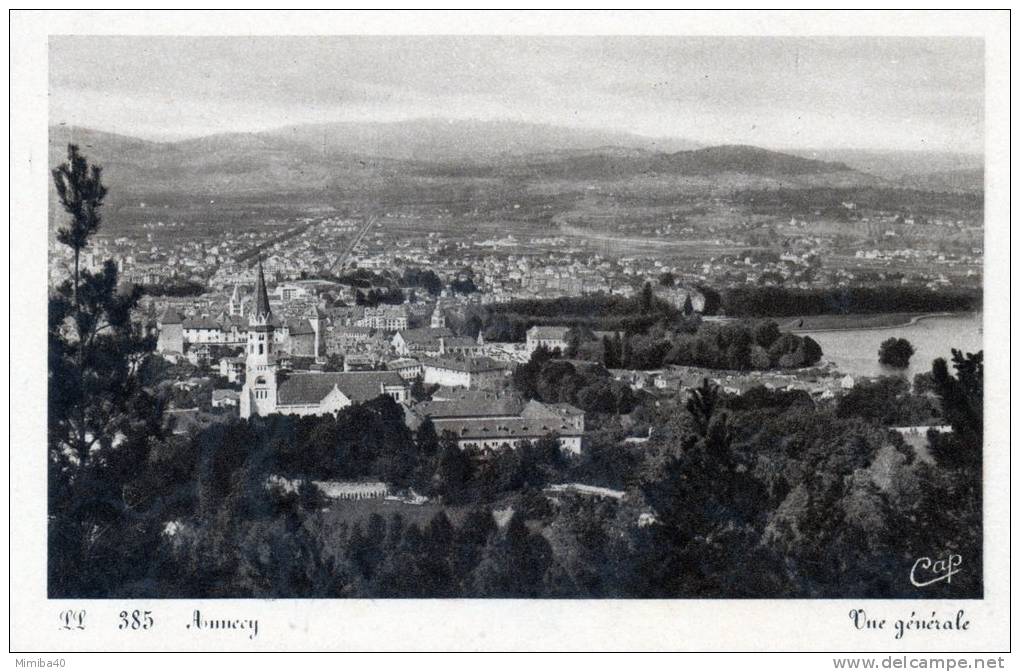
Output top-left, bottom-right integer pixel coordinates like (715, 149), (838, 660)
(159, 308), (182, 324)
(395, 327), (453, 344)
(286, 318), (316, 336)
(276, 371), (406, 406)
(182, 316), (221, 330)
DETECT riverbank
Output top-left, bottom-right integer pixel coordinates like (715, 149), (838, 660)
(784, 312), (964, 333)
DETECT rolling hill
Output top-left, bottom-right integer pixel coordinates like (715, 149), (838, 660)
(263, 118), (700, 161)
(49, 121), (876, 201)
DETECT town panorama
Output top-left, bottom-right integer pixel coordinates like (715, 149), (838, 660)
(47, 36), (984, 600)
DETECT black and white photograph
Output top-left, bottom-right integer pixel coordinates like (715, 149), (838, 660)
(10, 9), (1011, 656)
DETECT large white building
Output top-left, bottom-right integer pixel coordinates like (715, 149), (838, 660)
(357, 305), (409, 331)
(421, 399), (585, 455)
(422, 356), (509, 390)
(525, 326), (571, 354)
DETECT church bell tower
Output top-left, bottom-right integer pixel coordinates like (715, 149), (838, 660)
(228, 281), (244, 317)
(240, 257), (277, 418)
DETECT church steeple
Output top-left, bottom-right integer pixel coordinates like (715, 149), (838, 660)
(241, 255), (278, 419)
(229, 281), (243, 317)
(253, 256), (272, 322)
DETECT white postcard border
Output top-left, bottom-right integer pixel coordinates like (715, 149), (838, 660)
(9, 10), (1011, 653)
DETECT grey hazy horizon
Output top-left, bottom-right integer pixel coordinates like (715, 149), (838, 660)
(50, 35), (984, 155)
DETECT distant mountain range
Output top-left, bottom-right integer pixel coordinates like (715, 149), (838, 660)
(265, 118), (701, 161)
(489, 144), (857, 181)
(48, 119), (981, 201)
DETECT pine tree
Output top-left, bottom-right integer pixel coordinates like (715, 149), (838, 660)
(928, 350), (983, 470)
(52, 144), (107, 310)
(48, 144), (165, 597)
(686, 377), (722, 440)
(682, 294), (694, 316)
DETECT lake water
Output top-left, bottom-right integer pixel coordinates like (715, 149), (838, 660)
(798, 313), (983, 379)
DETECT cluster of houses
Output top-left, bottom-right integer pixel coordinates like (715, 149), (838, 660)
(608, 364), (856, 401)
(181, 260), (582, 456)
(155, 266), (861, 459)
(156, 283), (326, 359)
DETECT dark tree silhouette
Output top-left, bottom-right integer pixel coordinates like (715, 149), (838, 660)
(879, 337), (915, 369)
(52, 145), (107, 308)
(49, 144), (164, 597)
(682, 294), (694, 316)
(636, 377), (771, 597)
(928, 350), (983, 470)
(433, 432), (474, 503)
(686, 378), (723, 439)
(640, 281), (654, 314)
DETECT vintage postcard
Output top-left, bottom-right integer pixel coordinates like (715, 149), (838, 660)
(9, 9), (1011, 658)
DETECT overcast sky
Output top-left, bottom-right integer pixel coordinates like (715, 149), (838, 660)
(49, 36), (984, 153)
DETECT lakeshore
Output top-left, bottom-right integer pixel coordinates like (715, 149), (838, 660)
(799, 312), (982, 379)
(784, 311), (964, 334)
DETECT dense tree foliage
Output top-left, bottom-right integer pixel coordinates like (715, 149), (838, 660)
(722, 286), (980, 318)
(449, 276), (479, 294)
(879, 337), (916, 369)
(50, 348), (982, 598)
(334, 268), (391, 289)
(836, 376), (937, 426)
(482, 294), (683, 342)
(401, 267), (443, 295)
(927, 350), (982, 471)
(695, 284), (722, 316)
(586, 320), (822, 371)
(513, 347), (638, 414)
(355, 286), (405, 306)
(139, 279), (206, 297)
